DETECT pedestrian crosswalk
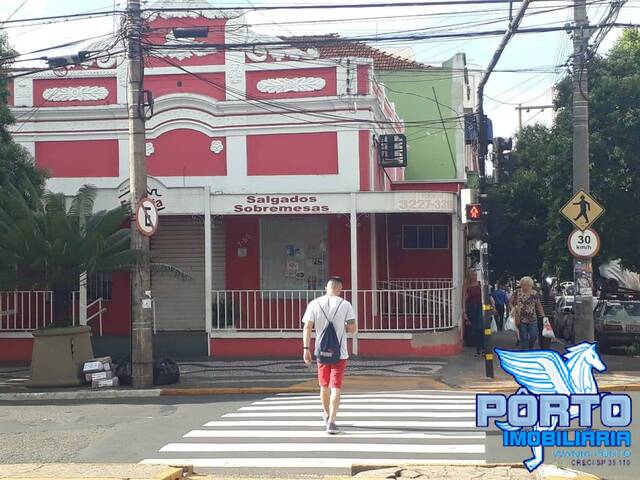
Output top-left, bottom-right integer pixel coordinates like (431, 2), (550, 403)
(140, 390), (485, 473)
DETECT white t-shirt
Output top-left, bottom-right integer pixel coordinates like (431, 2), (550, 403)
(302, 294), (356, 360)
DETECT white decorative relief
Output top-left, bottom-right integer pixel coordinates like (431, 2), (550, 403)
(153, 32), (213, 60)
(228, 64), (243, 84)
(210, 140), (224, 154)
(226, 31), (320, 63)
(256, 77), (326, 94)
(146, 142), (155, 157)
(42, 86), (109, 102)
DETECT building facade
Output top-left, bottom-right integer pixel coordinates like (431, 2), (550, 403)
(1, 0), (469, 361)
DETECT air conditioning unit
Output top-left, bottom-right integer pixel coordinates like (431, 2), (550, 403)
(377, 134), (407, 168)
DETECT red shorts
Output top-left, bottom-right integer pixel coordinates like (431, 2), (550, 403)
(317, 359), (347, 389)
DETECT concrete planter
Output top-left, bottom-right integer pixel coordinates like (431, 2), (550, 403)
(27, 326), (94, 387)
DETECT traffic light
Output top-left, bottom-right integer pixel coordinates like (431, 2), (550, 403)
(466, 203), (482, 221)
(466, 197), (488, 241)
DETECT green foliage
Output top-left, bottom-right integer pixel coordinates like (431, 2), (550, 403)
(0, 182), (134, 293)
(0, 33), (47, 205)
(489, 28), (640, 281)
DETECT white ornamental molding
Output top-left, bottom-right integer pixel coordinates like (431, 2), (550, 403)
(229, 31), (319, 63)
(256, 77), (326, 94)
(42, 86), (109, 102)
(146, 142), (155, 157)
(228, 64), (243, 84)
(153, 32), (214, 61)
(210, 140), (224, 154)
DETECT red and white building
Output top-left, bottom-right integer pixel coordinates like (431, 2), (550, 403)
(2, 0), (466, 361)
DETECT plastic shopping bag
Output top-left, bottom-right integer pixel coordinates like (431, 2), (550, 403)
(542, 317), (555, 339)
(490, 317), (498, 333)
(504, 315), (517, 332)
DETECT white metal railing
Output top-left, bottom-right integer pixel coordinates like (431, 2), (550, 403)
(357, 288), (453, 331)
(378, 278), (453, 290)
(72, 292), (106, 335)
(211, 287), (454, 332)
(0, 291), (54, 331)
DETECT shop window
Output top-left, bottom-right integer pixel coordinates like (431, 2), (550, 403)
(402, 225), (449, 250)
(260, 217), (328, 291)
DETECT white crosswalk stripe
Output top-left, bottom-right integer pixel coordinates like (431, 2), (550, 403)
(140, 390), (486, 472)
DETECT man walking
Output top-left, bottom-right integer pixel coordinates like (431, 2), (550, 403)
(492, 282), (509, 331)
(302, 276), (357, 434)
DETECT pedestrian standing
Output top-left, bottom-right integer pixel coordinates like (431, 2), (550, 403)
(510, 276), (546, 350)
(492, 283), (509, 331)
(302, 276), (357, 434)
(464, 270), (484, 356)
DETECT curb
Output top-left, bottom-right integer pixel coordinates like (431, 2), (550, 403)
(0, 464), (191, 480)
(351, 463), (601, 479)
(1, 381), (639, 401)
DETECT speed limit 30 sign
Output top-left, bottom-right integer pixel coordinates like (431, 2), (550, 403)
(568, 228), (600, 258)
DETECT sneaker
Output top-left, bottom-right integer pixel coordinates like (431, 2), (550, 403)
(326, 421), (339, 434)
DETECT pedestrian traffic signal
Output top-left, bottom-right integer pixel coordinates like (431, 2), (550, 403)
(466, 203), (482, 221)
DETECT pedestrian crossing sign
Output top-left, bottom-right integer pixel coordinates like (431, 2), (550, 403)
(560, 190), (604, 231)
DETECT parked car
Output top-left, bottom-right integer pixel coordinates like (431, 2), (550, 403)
(594, 300), (640, 352)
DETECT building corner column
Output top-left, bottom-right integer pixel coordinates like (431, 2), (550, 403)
(451, 209), (464, 332)
(350, 193), (359, 355)
(204, 186), (213, 355)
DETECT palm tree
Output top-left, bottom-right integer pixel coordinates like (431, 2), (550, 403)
(0, 181), (137, 326)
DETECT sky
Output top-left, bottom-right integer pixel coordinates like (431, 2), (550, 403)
(2, 0), (639, 136)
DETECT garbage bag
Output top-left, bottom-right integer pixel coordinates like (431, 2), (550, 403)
(114, 360), (132, 386)
(153, 358), (180, 386)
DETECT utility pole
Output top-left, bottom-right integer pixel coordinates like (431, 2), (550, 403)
(572, 0), (594, 342)
(477, 0), (531, 378)
(127, 0), (154, 387)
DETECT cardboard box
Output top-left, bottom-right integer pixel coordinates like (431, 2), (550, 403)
(91, 371), (113, 381)
(83, 356), (112, 374)
(92, 377), (119, 388)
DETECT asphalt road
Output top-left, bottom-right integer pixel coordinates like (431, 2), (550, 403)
(0, 391), (638, 479)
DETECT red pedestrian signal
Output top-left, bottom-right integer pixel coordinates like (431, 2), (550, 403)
(466, 203), (482, 221)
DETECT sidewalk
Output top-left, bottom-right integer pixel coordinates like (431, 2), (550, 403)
(1, 331), (640, 400)
(0, 463), (601, 480)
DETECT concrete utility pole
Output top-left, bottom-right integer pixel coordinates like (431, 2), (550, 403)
(572, 0), (594, 342)
(127, 0), (154, 387)
(477, 0), (532, 378)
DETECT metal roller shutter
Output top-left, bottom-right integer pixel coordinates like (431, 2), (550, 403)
(212, 217), (226, 290)
(151, 216), (205, 331)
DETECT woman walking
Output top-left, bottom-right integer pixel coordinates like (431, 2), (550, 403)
(464, 270), (484, 356)
(510, 276), (546, 350)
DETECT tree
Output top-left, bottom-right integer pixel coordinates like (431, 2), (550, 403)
(0, 182), (135, 326)
(0, 33), (47, 204)
(489, 29), (640, 281)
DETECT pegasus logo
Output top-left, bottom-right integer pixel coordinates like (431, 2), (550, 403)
(476, 342), (632, 472)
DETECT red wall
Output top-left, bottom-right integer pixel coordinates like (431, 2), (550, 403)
(147, 129), (227, 176)
(100, 272), (131, 335)
(387, 213), (453, 279)
(247, 132), (338, 176)
(35, 140), (119, 177)
(359, 130), (370, 191)
(225, 216), (261, 290)
(145, 73), (225, 101)
(33, 77), (117, 107)
(0, 338), (33, 363)
(246, 67), (337, 100)
(145, 17), (226, 67)
(357, 65), (370, 95)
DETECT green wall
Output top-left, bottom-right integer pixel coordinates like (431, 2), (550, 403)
(379, 56), (465, 181)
